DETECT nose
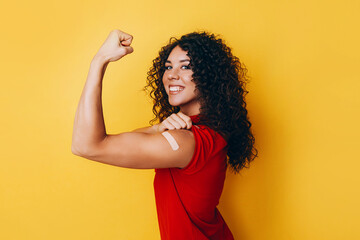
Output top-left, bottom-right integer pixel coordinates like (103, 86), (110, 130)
(167, 68), (180, 80)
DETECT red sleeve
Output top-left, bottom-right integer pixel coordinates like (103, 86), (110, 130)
(180, 125), (216, 174)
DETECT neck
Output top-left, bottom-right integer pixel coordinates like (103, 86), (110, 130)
(179, 101), (201, 116)
(180, 109), (200, 116)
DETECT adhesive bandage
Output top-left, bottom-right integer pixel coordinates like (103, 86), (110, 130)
(161, 131), (179, 151)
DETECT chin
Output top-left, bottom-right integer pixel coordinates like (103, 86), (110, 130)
(169, 101), (182, 107)
(167, 96), (181, 106)
(168, 96), (197, 108)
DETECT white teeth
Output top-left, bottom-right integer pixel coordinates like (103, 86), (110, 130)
(169, 86), (184, 91)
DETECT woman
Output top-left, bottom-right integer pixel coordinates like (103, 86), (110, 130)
(72, 29), (257, 239)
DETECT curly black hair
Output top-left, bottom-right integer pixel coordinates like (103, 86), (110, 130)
(143, 31), (258, 173)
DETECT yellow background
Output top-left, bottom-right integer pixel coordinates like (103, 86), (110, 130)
(1, 0), (359, 239)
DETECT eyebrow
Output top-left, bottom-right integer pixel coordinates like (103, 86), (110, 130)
(165, 59), (190, 63)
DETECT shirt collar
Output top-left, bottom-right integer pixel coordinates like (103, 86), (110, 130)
(190, 114), (200, 123)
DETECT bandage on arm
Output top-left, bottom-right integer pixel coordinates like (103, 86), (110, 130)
(161, 131), (179, 151)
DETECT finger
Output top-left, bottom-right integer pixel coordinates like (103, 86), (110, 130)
(187, 121), (193, 129)
(163, 121), (176, 130)
(111, 29), (133, 47)
(166, 116), (182, 129)
(122, 33), (133, 43)
(117, 30), (133, 45)
(121, 37), (133, 46)
(176, 112), (192, 129)
(171, 114), (188, 129)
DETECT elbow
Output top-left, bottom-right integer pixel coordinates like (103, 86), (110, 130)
(71, 141), (89, 157)
(71, 144), (84, 156)
(71, 136), (108, 159)
(71, 137), (93, 156)
(71, 143), (100, 158)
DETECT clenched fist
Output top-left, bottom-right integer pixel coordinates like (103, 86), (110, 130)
(95, 29), (134, 63)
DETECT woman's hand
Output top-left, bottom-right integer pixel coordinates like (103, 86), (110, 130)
(94, 29), (134, 63)
(155, 112), (193, 133)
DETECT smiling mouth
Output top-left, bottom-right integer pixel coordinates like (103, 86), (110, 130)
(169, 86), (185, 94)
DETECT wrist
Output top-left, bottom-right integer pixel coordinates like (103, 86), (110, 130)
(152, 124), (160, 134)
(92, 54), (109, 66)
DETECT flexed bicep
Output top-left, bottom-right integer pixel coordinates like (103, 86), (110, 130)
(77, 129), (195, 169)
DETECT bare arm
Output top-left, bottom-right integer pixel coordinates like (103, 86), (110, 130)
(71, 29), (134, 155)
(71, 57), (108, 154)
(71, 29), (195, 169)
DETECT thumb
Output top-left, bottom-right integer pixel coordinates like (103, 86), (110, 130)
(123, 46), (134, 54)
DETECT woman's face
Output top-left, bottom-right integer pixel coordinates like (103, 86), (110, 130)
(162, 45), (201, 115)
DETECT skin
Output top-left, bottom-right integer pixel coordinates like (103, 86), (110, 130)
(71, 29), (200, 169)
(163, 45), (201, 117)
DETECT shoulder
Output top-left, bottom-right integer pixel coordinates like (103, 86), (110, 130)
(175, 124), (228, 172)
(192, 124), (228, 146)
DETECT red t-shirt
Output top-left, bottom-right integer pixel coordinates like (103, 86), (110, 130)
(154, 114), (234, 240)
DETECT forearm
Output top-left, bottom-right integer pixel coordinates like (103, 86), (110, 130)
(71, 56), (109, 155)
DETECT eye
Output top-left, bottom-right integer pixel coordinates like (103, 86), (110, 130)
(164, 65), (172, 70)
(181, 65), (191, 70)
